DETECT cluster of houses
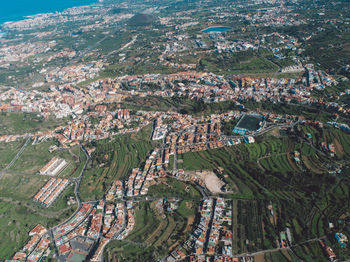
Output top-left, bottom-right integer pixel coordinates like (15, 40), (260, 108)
(0, 59), (341, 124)
(53, 203), (94, 245)
(50, 197), (133, 260)
(327, 121), (350, 133)
(117, 208), (135, 240)
(50, 201), (124, 260)
(42, 62), (103, 85)
(102, 202), (126, 239)
(160, 112), (233, 165)
(1, 4), (112, 31)
(168, 198), (233, 261)
(58, 108), (151, 145)
(0, 108), (155, 148)
(33, 178), (69, 208)
(86, 209), (103, 239)
(126, 149), (166, 197)
(9, 225), (50, 262)
(116, 67), (338, 109)
(90, 238), (109, 261)
(213, 35), (257, 54)
(320, 142), (336, 156)
(335, 232), (348, 248)
(9, 106), (349, 261)
(168, 120), (224, 155)
(105, 180), (124, 201)
(157, 34), (197, 70)
(0, 41), (51, 63)
(152, 117), (168, 141)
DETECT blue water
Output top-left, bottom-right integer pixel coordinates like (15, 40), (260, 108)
(202, 27), (231, 33)
(0, 0), (98, 25)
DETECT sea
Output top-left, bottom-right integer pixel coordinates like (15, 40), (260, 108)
(0, 0), (98, 25)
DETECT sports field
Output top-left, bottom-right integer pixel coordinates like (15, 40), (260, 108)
(235, 114), (264, 132)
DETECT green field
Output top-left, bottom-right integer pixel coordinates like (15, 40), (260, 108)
(236, 200), (264, 253)
(0, 140), (25, 170)
(0, 192), (75, 260)
(0, 112), (65, 135)
(7, 141), (78, 175)
(168, 129), (350, 258)
(0, 140), (82, 260)
(147, 177), (201, 199)
(104, 240), (157, 262)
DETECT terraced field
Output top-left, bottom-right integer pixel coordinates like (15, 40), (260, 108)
(260, 154), (295, 173)
(236, 200), (264, 253)
(80, 125), (153, 201)
(105, 199), (195, 260)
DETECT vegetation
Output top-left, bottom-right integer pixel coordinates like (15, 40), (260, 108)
(8, 141), (77, 175)
(105, 199), (196, 261)
(127, 14), (155, 27)
(0, 141), (81, 259)
(0, 112), (65, 135)
(80, 125), (154, 201)
(147, 177), (201, 199)
(0, 140), (25, 169)
(173, 128), (350, 258)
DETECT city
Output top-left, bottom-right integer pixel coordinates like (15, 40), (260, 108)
(0, 0), (349, 261)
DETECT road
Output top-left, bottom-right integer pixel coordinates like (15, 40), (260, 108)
(73, 146), (90, 209)
(52, 145), (90, 231)
(104, 33), (137, 60)
(49, 145), (90, 258)
(173, 130), (184, 172)
(0, 135), (31, 179)
(233, 235), (326, 259)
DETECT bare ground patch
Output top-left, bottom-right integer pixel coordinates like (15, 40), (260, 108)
(186, 170), (226, 194)
(334, 139), (344, 157)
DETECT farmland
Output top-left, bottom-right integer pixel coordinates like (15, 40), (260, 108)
(0, 0), (350, 260)
(0, 181), (75, 260)
(172, 128), (350, 260)
(80, 125), (154, 201)
(105, 199), (197, 261)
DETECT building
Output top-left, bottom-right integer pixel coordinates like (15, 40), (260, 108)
(39, 157), (68, 176)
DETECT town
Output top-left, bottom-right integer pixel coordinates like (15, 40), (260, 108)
(0, 0), (350, 261)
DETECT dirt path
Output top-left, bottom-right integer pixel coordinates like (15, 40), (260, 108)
(333, 139), (344, 157)
(184, 215), (195, 233)
(286, 153), (299, 172)
(257, 152), (288, 171)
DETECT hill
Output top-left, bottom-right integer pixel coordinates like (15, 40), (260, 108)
(128, 13), (155, 27)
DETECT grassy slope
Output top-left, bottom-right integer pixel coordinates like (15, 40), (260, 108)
(0, 112), (65, 135)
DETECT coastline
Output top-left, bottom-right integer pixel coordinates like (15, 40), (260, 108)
(0, 0), (99, 27)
